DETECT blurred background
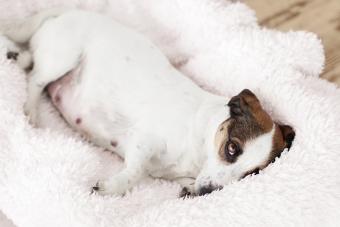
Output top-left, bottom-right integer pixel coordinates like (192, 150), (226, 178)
(243, 0), (340, 85)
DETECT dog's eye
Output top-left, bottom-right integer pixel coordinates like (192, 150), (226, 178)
(224, 141), (242, 163)
(226, 141), (239, 156)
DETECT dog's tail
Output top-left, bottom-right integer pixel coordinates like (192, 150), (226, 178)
(0, 7), (68, 43)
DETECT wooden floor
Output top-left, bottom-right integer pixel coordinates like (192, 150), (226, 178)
(243, 0), (340, 85)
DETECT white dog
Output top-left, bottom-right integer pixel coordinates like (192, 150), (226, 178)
(2, 8), (295, 196)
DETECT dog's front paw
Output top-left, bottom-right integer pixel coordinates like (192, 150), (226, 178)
(92, 180), (126, 196)
(179, 187), (196, 198)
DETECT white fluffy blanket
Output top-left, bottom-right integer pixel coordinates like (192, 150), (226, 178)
(0, 1), (340, 226)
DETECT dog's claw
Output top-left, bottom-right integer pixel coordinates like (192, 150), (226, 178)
(90, 182), (102, 195)
(179, 187), (196, 198)
(92, 180), (127, 196)
(92, 186), (100, 191)
(92, 182), (100, 192)
(7, 51), (19, 61)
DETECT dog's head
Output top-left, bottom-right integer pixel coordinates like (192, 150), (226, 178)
(195, 89), (295, 195)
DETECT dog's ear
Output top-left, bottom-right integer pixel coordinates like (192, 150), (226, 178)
(278, 125), (295, 150)
(227, 96), (243, 116)
(227, 89), (258, 117)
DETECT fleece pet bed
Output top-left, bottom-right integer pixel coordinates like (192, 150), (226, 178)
(0, 0), (340, 226)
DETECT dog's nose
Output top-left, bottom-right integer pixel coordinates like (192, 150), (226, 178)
(198, 184), (223, 196)
(199, 184), (224, 196)
(198, 186), (214, 196)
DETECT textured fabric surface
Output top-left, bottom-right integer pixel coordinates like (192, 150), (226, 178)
(0, 1), (339, 226)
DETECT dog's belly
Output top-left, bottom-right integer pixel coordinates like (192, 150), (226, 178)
(46, 69), (202, 178)
(47, 68), (77, 107)
(47, 66), (90, 136)
(47, 68), (79, 120)
(39, 9), (217, 179)
(46, 65), (126, 154)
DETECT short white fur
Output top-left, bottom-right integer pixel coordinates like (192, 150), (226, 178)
(3, 8), (277, 196)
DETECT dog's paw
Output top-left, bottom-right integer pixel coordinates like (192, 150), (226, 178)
(179, 187), (196, 198)
(6, 51), (19, 61)
(92, 180), (126, 196)
(6, 50), (33, 70)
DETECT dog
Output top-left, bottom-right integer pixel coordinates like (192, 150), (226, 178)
(2, 8), (295, 196)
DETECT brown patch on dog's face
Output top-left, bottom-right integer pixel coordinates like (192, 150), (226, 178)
(228, 89), (273, 132)
(197, 89), (296, 195)
(216, 89), (274, 163)
(215, 89), (295, 176)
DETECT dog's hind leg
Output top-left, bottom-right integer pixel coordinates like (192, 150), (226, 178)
(94, 134), (165, 196)
(94, 161), (146, 196)
(24, 45), (82, 126)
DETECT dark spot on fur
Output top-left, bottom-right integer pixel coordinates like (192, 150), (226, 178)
(55, 95), (61, 103)
(111, 141), (118, 147)
(76, 118), (82, 124)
